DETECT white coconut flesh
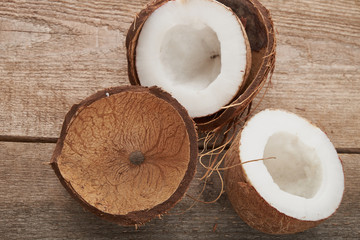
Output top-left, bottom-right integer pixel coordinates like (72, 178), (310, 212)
(136, 0), (249, 117)
(239, 109), (344, 221)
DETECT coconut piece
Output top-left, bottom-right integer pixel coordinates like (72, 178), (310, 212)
(126, 0), (251, 120)
(128, 0), (251, 118)
(51, 86), (198, 225)
(224, 109), (344, 234)
(133, 0), (251, 119)
(126, 0), (275, 131)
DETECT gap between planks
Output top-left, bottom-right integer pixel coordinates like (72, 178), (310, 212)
(0, 135), (58, 144)
(0, 135), (359, 154)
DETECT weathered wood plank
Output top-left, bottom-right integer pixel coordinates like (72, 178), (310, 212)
(251, 0), (360, 149)
(0, 142), (359, 239)
(0, 0), (359, 149)
(0, 0), (148, 137)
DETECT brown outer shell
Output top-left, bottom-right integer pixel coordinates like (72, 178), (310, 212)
(223, 111), (332, 234)
(51, 86), (198, 226)
(126, 0), (276, 132)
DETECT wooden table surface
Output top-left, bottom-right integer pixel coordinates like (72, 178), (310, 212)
(1, 0), (359, 239)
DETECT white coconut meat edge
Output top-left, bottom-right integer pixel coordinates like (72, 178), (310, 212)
(136, 0), (248, 117)
(239, 109), (344, 221)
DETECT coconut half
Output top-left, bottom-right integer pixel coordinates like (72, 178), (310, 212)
(129, 0), (251, 118)
(224, 109), (344, 234)
(127, 0), (271, 129)
(51, 86), (198, 225)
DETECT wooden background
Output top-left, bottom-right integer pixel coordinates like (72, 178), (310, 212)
(0, 0), (359, 239)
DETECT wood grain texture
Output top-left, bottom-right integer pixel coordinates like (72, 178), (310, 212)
(0, 0), (148, 138)
(0, 0), (359, 238)
(0, 142), (359, 239)
(251, 0), (360, 149)
(0, 0), (359, 149)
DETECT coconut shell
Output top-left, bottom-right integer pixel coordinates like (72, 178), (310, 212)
(224, 129), (323, 234)
(51, 86), (198, 226)
(126, 0), (276, 132)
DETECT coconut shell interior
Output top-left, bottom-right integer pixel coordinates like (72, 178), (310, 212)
(126, 0), (276, 132)
(51, 86), (198, 225)
(224, 131), (323, 234)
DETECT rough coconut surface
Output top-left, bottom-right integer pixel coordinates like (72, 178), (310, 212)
(51, 86), (198, 225)
(224, 109), (344, 234)
(134, 0), (250, 118)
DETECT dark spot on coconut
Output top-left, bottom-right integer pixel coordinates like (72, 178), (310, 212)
(210, 54), (220, 59)
(129, 150), (145, 165)
(217, 0), (267, 51)
(240, 16), (247, 28)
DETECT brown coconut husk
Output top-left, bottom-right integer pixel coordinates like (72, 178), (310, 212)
(51, 86), (198, 226)
(223, 127), (323, 234)
(126, 0), (276, 132)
